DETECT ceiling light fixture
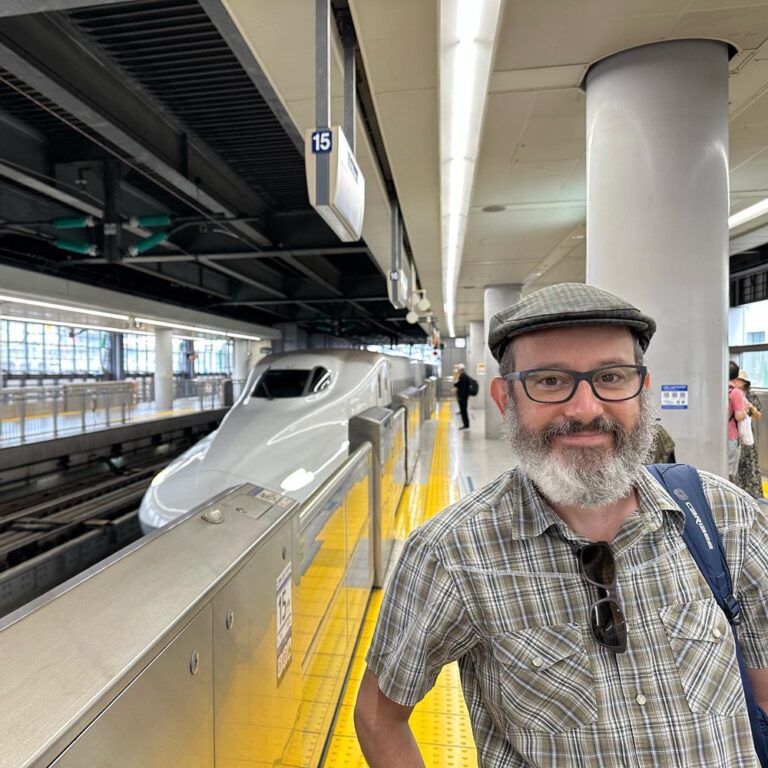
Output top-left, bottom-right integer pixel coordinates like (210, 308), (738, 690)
(0, 294), (129, 321)
(439, 0), (503, 339)
(135, 317), (261, 342)
(0, 315), (152, 336)
(729, 199), (768, 230)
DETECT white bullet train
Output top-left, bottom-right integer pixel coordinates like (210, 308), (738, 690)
(138, 349), (425, 532)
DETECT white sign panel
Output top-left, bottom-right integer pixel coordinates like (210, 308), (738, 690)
(276, 563), (293, 683)
(660, 384), (688, 410)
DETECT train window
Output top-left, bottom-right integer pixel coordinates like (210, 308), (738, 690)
(309, 366), (331, 393)
(252, 369), (311, 398)
(251, 367), (332, 398)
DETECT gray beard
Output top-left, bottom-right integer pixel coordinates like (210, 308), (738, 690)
(503, 390), (658, 507)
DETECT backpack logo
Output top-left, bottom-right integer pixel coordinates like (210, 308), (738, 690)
(673, 487), (689, 501)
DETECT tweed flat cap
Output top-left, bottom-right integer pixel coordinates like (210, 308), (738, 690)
(488, 283), (656, 362)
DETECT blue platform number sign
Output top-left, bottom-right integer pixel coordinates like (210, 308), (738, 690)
(311, 129), (333, 154)
(660, 384), (688, 410)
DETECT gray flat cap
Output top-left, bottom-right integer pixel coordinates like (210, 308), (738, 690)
(488, 283), (656, 362)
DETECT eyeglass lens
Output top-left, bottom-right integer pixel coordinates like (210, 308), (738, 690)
(523, 366), (643, 403)
(579, 543), (627, 653)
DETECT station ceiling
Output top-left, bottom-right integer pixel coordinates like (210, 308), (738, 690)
(9, 2), (768, 342)
(349, 0), (768, 335)
(0, 0), (422, 344)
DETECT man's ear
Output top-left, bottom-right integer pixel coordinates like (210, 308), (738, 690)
(490, 376), (509, 415)
(644, 371), (651, 390)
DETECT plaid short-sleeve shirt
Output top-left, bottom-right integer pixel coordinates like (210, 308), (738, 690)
(365, 467), (768, 767)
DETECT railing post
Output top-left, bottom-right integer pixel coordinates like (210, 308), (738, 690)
(81, 391), (86, 432)
(52, 390), (58, 438)
(19, 397), (25, 444)
(104, 388), (110, 427)
(122, 385), (127, 424)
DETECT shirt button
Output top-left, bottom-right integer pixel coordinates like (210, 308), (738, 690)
(712, 627), (723, 639)
(532, 657), (543, 668)
(636, 694), (647, 706)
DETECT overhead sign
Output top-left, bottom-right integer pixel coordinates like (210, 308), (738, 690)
(661, 384), (688, 410)
(306, 125), (365, 242)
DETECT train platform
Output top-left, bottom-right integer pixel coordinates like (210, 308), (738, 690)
(322, 400), (506, 767)
(0, 394), (226, 450)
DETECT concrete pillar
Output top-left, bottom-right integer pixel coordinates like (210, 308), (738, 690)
(468, 320), (486, 410)
(586, 39), (729, 475)
(233, 339), (251, 382)
(484, 284), (522, 439)
(154, 328), (173, 411)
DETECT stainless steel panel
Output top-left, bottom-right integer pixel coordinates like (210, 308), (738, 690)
(392, 388), (422, 482)
(0, 485), (293, 768)
(51, 606), (214, 768)
(212, 519), (299, 767)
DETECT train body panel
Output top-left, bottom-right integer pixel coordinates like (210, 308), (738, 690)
(139, 349), (413, 532)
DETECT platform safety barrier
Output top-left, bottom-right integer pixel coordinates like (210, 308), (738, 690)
(0, 444), (381, 768)
(0, 382), (134, 444)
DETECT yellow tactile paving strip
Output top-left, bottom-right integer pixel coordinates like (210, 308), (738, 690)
(322, 403), (476, 767)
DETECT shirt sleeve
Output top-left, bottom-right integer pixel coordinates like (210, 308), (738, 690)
(736, 501), (768, 668)
(732, 387), (746, 412)
(365, 531), (476, 706)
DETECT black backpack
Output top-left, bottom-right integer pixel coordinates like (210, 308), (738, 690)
(467, 376), (479, 397)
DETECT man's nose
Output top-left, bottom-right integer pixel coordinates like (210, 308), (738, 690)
(562, 379), (604, 421)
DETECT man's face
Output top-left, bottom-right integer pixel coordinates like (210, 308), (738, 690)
(491, 324), (656, 508)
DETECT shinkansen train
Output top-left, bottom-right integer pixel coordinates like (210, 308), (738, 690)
(138, 349), (425, 532)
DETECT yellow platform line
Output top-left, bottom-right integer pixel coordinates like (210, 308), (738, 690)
(323, 403), (477, 767)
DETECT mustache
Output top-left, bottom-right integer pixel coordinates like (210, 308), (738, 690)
(539, 417), (629, 446)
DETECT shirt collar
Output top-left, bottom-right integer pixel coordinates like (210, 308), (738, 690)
(499, 465), (686, 542)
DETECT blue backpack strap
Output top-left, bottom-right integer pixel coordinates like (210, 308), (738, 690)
(648, 463), (768, 767)
(647, 463), (740, 625)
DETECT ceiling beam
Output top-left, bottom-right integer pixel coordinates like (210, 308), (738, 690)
(0, 0), (133, 15)
(0, 13), (271, 247)
(120, 246), (371, 263)
(198, 0), (304, 155)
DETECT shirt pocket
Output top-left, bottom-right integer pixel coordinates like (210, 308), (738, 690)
(490, 623), (597, 734)
(658, 598), (745, 716)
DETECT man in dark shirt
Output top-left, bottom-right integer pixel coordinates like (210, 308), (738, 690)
(453, 363), (470, 429)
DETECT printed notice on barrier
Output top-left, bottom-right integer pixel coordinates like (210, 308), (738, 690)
(661, 384), (688, 410)
(276, 563), (293, 683)
(476, 362), (486, 376)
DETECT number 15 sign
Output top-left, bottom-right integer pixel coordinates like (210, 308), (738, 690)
(311, 129), (333, 153)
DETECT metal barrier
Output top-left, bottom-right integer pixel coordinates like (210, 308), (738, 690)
(424, 376), (438, 419)
(439, 375), (456, 399)
(0, 445), (375, 768)
(392, 386), (423, 483)
(0, 382), (134, 444)
(173, 376), (227, 409)
(349, 407), (406, 586)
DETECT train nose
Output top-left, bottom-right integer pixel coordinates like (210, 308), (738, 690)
(138, 468), (244, 533)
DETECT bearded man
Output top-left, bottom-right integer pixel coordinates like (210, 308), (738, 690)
(354, 283), (768, 767)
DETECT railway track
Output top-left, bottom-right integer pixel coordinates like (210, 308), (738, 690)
(0, 458), (170, 618)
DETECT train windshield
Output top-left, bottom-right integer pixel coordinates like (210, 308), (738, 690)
(252, 367), (331, 398)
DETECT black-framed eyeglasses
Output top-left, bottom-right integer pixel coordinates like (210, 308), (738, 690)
(578, 542), (627, 654)
(504, 365), (647, 404)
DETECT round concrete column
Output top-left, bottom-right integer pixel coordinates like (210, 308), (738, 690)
(233, 339), (251, 383)
(586, 40), (729, 475)
(468, 320), (486, 410)
(484, 284), (522, 438)
(154, 328), (173, 411)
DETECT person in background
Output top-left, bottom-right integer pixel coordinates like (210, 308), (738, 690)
(650, 421), (676, 464)
(453, 363), (470, 430)
(735, 370), (764, 499)
(729, 361), (747, 482)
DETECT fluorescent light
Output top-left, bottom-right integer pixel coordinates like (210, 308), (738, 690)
(135, 317), (261, 342)
(0, 294), (129, 321)
(729, 198), (768, 230)
(0, 314), (152, 336)
(439, 0), (503, 339)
